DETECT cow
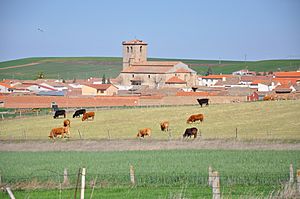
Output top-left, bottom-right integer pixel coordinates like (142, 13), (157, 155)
(137, 128), (151, 138)
(197, 98), (209, 107)
(187, 114), (204, 124)
(63, 119), (71, 127)
(160, 121), (169, 132)
(82, 112), (95, 121)
(53, 110), (66, 119)
(73, 109), (86, 118)
(183, 127), (198, 139)
(48, 127), (70, 139)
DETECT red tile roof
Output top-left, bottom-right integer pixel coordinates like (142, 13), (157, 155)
(273, 78), (298, 85)
(274, 71), (300, 78)
(0, 82), (13, 89)
(84, 84), (116, 90)
(175, 68), (191, 73)
(201, 75), (233, 79)
(176, 91), (218, 96)
(165, 76), (186, 84)
(122, 66), (173, 74)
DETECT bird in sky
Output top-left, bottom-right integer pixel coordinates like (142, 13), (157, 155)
(37, 28), (44, 32)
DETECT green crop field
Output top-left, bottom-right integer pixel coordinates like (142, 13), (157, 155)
(0, 100), (299, 140)
(1, 57), (300, 80)
(0, 150), (299, 198)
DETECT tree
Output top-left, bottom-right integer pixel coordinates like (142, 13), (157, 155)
(205, 66), (213, 76)
(102, 74), (106, 84)
(37, 72), (45, 79)
(107, 78), (111, 84)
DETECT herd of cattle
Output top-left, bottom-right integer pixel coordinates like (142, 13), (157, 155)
(49, 108), (205, 140)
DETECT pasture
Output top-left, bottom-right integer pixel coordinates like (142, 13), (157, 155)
(0, 150), (299, 198)
(1, 57), (300, 80)
(0, 100), (299, 141)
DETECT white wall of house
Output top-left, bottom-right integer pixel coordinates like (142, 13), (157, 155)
(0, 85), (11, 93)
(198, 77), (221, 86)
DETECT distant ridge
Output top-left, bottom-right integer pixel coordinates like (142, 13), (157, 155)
(0, 57), (299, 80)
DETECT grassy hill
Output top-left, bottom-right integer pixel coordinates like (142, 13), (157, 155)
(0, 57), (300, 80)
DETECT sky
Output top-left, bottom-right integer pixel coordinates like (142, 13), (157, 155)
(0, 0), (300, 62)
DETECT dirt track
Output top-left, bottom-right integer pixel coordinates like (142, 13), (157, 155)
(0, 139), (299, 152)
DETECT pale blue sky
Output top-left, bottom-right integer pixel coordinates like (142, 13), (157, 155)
(0, 0), (299, 61)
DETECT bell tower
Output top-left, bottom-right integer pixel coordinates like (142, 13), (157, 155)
(122, 39), (147, 70)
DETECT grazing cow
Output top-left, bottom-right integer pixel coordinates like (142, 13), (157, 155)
(82, 112), (95, 121)
(48, 127), (70, 139)
(183, 127), (198, 139)
(53, 110), (66, 119)
(73, 109), (86, 118)
(63, 119), (71, 127)
(197, 98), (209, 107)
(160, 121), (169, 132)
(137, 128), (151, 138)
(187, 114), (204, 124)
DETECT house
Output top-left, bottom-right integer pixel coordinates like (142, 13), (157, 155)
(117, 39), (197, 89)
(247, 91), (259, 101)
(249, 80), (277, 92)
(82, 84), (118, 96)
(232, 69), (256, 76)
(198, 75), (233, 87)
(274, 71), (300, 79)
(274, 84), (295, 94)
(0, 82), (13, 93)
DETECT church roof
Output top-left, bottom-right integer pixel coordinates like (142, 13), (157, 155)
(121, 61), (196, 74)
(165, 76), (187, 84)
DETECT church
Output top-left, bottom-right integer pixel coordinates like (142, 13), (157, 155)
(117, 39), (198, 89)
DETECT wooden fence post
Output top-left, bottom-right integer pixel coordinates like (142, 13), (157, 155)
(63, 168), (69, 186)
(6, 187), (16, 199)
(290, 163), (294, 183)
(208, 166), (213, 186)
(107, 130), (111, 140)
(80, 168), (86, 199)
(130, 165), (135, 185)
(212, 171), (220, 199)
(235, 128), (238, 139)
(74, 168), (81, 199)
(297, 169), (300, 193)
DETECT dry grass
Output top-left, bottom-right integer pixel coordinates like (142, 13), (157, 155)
(0, 100), (299, 141)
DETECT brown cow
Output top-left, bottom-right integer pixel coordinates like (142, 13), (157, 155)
(63, 119), (71, 127)
(48, 127), (70, 139)
(183, 127), (198, 139)
(160, 121), (169, 132)
(82, 112), (95, 121)
(187, 114), (204, 124)
(137, 128), (151, 138)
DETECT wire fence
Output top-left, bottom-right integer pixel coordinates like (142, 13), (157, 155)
(0, 170), (297, 199)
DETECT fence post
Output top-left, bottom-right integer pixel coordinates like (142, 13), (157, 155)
(297, 169), (300, 193)
(212, 171), (220, 199)
(208, 166), (213, 186)
(235, 128), (238, 139)
(6, 187), (16, 199)
(130, 165), (135, 185)
(63, 168), (69, 186)
(80, 168), (86, 199)
(290, 163), (294, 183)
(1, 114), (4, 120)
(74, 168), (81, 199)
(107, 130), (111, 140)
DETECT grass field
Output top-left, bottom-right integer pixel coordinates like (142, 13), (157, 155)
(0, 100), (299, 140)
(1, 57), (300, 80)
(0, 150), (299, 198)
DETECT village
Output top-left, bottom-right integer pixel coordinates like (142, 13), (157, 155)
(0, 39), (300, 109)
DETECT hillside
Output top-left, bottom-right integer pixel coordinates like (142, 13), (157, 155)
(0, 57), (300, 80)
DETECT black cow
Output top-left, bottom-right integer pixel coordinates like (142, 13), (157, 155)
(183, 127), (198, 139)
(53, 110), (66, 119)
(197, 98), (209, 107)
(73, 109), (86, 118)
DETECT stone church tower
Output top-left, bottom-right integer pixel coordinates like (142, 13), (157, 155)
(122, 39), (148, 70)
